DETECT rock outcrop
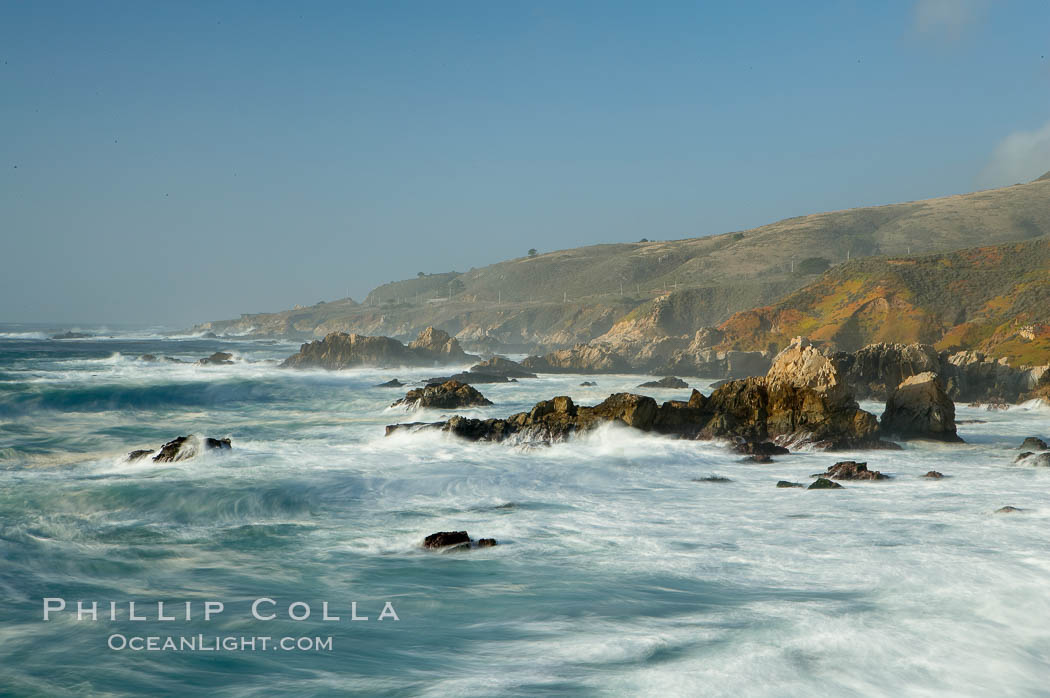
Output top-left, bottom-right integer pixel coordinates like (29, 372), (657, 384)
(469, 356), (537, 378)
(832, 342), (1049, 404)
(129, 435), (232, 463)
(423, 531), (497, 550)
(880, 372), (962, 442)
(522, 344), (631, 374)
(387, 338), (889, 450)
(392, 380), (493, 409)
(808, 478), (843, 490)
(196, 351), (234, 366)
(1019, 437), (1048, 451)
(638, 376), (689, 389)
(282, 327), (475, 369)
(376, 379), (405, 388)
(814, 460), (887, 481)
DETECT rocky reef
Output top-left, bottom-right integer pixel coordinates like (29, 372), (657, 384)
(281, 327), (475, 369)
(388, 338), (892, 450)
(127, 435), (232, 463)
(391, 380), (493, 409)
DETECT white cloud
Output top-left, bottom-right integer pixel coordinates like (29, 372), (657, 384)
(914, 0), (988, 36)
(979, 120), (1050, 187)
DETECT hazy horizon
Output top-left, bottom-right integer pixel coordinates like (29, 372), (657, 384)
(3, 0), (1049, 326)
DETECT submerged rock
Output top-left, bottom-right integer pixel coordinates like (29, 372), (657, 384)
(777, 480), (805, 488)
(995, 506), (1023, 514)
(638, 376), (690, 389)
(579, 381), (597, 387)
(923, 470), (945, 479)
(126, 449), (154, 462)
(814, 460), (887, 481)
(732, 441), (790, 456)
(150, 435), (231, 463)
(1015, 452), (1050, 466)
(392, 380), (493, 409)
(880, 372), (962, 442)
(694, 475), (732, 483)
(196, 351), (234, 366)
(375, 378), (405, 388)
(424, 371), (511, 385)
(51, 331), (92, 339)
(808, 478), (843, 490)
(743, 454), (773, 463)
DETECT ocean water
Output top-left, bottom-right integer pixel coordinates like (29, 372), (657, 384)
(1, 325), (1049, 697)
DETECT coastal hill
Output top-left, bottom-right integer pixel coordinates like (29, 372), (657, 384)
(192, 174), (1050, 348)
(711, 237), (1050, 364)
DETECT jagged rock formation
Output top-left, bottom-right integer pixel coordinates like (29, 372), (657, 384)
(388, 338), (889, 450)
(281, 327), (475, 369)
(814, 460), (887, 481)
(391, 380), (493, 409)
(522, 344), (631, 374)
(127, 435), (232, 463)
(880, 372), (962, 442)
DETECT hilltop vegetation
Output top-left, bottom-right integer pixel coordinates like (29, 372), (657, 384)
(194, 174), (1050, 349)
(716, 237), (1050, 364)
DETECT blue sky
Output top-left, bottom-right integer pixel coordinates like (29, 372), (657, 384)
(2, 0), (1048, 325)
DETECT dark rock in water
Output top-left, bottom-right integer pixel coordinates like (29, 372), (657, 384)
(744, 454), (773, 463)
(923, 470), (945, 478)
(476, 538), (498, 548)
(1016, 452), (1050, 466)
(51, 331), (92, 339)
(777, 481), (805, 488)
(881, 372), (962, 442)
(139, 354), (158, 362)
(1020, 437), (1048, 451)
(282, 326), (475, 369)
(814, 460), (887, 481)
(995, 506), (1023, 514)
(152, 435), (232, 463)
(164, 356), (186, 363)
(808, 477), (843, 489)
(732, 441), (790, 456)
(204, 437), (232, 451)
(469, 356), (537, 379)
(376, 379), (405, 388)
(423, 531), (470, 548)
(201, 331), (219, 339)
(694, 475), (732, 483)
(425, 372), (510, 385)
(638, 376), (690, 389)
(392, 380), (493, 409)
(422, 531), (481, 550)
(126, 449), (154, 462)
(579, 381), (597, 387)
(196, 352), (234, 366)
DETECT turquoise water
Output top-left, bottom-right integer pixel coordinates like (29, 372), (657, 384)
(2, 326), (1049, 696)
